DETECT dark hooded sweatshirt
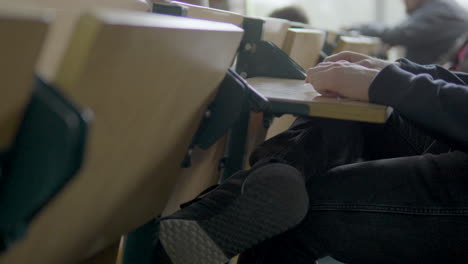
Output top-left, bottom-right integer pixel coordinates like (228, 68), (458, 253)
(370, 58), (468, 153)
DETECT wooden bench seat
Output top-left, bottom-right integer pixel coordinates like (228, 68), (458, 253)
(0, 10), (243, 264)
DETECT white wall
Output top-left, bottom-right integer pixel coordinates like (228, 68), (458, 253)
(457, 0), (468, 8)
(247, 0), (376, 30)
(246, 0), (467, 31)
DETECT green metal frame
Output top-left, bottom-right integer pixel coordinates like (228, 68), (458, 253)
(193, 69), (264, 150)
(189, 69), (269, 181)
(220, 98), (251, 182)
(0, 78), (89, 251)
(152, 2), (187, 16)
(236, 17), (306, 80)
(236, 40), (306, 80)
(241, 17), (263, 43)
(181, 69), (269, 169)
(269, 101), (310, 117)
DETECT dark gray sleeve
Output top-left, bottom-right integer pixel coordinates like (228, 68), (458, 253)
(373, 15), (436, 46)
(351, 23), (388, 38)
(369, 64), (468, 151)
(357, 2), (468, 47)
(353, 16), (434, 46)
(397, 58), (468, 84)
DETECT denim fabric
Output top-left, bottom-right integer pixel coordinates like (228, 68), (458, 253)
(241, 112), (468, 264)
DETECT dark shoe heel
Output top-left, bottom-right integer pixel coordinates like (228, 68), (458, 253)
(159, 163), (308, 264)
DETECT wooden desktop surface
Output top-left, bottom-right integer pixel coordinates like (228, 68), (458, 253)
(247, 77), (390, 123)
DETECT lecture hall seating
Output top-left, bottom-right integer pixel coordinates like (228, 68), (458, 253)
(0, 2), (388, 263)
(0, 8), (243, 264)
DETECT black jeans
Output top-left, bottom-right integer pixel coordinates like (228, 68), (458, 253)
(240, 112), (468, 264)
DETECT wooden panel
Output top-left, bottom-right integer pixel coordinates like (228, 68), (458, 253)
(247, 77), (390, 124)
(333, 35), (381, 56)
(162, 137), (227, 216)
(282, 28), (325, 70)
(171, 0), (244, 26)
(78, 241), (119, 264)
(245, 112), (268, 160)
(259, 16), (291, 48)
(0, 0), (152, 82)
(0, 7), (50, 149)
(0, 11), (243, 264)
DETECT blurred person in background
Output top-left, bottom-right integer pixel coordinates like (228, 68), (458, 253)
(350, 0), (468, 64)
(269, 5), (309, 24)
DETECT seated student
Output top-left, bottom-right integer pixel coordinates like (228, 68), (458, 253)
(350, 0), (468, 64)
(268, 5), (309, 24)
(153, 51), (468, 264)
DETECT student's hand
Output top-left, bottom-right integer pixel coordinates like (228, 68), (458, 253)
(324, 51), (398, 70)
(306, 61), (380, 102)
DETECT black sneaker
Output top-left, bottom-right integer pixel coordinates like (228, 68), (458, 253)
(154, 161), (309, 264)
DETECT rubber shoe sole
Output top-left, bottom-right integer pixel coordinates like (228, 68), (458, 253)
(159, 163), (309, 264)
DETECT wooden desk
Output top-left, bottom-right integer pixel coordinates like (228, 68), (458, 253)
(248, 77), (390, 124)
(169, 1), (244, 26)
(333, 35), (381, 56)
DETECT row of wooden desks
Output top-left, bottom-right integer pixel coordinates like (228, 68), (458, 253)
(0, 5), (243, 264)
(0, 2), (388, 263)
